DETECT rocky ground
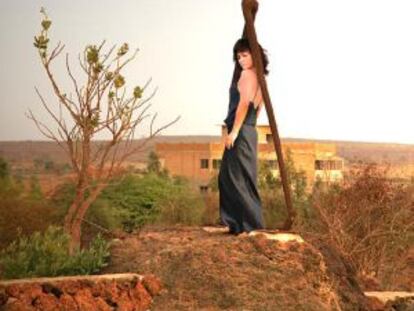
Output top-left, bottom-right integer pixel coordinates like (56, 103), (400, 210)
(0, 273), (161, 311)
(103, 225), (373, 310)
(2, 225), (412, 310)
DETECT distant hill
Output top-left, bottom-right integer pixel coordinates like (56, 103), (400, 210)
(0, 136), (413, 166)
(0, 136), (220, 165)
(282, 137), (414, 165)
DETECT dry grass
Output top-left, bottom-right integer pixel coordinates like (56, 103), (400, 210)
(305, 163), (414, 291)
(103, 225), (371, 310)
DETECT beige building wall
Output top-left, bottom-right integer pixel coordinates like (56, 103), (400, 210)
(156, 125), (344, 192)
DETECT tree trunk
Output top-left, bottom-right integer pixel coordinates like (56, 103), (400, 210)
(64, 187), (84, 233)
(67, 183), (107, 254)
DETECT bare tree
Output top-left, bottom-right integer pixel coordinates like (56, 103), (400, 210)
(28, 8), (180, 252)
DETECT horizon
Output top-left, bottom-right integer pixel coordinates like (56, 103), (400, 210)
(0, 133), (413, 146)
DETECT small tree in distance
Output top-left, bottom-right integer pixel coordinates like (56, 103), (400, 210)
(0, 157), (9, 180)
(147, 151), (162, 174)
(146, 150), (169, 177)
(28, 8), (180, 252)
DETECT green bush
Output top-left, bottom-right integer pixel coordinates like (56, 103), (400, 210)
(97, 173), (206, 231)
(0, 226), (110, 280)
(49, 172), (205, 233)
(49, 172), (207, 233)
(96, 173), (174, 231)
(156, 178), (204, 226)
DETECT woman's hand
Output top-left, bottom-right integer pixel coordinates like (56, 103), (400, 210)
(225, 131), (239, 149)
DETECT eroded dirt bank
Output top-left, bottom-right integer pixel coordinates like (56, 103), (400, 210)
(0, 273), (161, 310)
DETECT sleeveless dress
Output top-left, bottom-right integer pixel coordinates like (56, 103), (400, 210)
(218, 83), (264, 234)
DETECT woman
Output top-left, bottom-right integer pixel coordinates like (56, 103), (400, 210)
(218, 38), (269, 235)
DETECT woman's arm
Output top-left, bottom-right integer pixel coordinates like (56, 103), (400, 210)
(222, 126), (228, 145)
(225, 70), (256, 148)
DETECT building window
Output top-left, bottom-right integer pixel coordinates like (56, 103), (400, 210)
(199, 185), (209, 193)
(315, 160), (343, 170)
(200, 159), (209, 169)
(213, 159), (222, 169)
(266, 134), (273, 144)
(315, 160), (323, 170)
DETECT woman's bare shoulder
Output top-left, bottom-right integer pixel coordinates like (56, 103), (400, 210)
(238, 69), (256, 88)
(240, 69), (256, 79)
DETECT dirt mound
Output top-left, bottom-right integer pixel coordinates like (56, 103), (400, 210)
(103, 225), (372, 310)
(0, 273), (161, 311)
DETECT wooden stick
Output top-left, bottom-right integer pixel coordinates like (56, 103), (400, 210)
(238, 0), (296, 230)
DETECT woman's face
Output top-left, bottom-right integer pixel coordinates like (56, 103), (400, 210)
(237, 50), (254, 70)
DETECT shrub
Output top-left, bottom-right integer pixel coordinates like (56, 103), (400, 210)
(0, 174), (60, 248)
(260, 189), (289, 228)
(156, 178), (205, 226)
(208, 171), (219, 192)
(49, 172), (207, 233)
(201, 192), (220, 225)
(309, 163), (413, 289)
(0, 157), (9, 179)
(55, 172), (204, 232)
(0, 197), (60, 249)
(98, 173), (175, 231)
(27, 175), (44, 201)
(0, 226), (110, 279)
(257, 149), (313, 229)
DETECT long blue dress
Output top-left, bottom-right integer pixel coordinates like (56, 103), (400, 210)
(218, 82), (264, 234)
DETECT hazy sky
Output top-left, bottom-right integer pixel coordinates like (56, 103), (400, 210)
(0, 0), (413, 144)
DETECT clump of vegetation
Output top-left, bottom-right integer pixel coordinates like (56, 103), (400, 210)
(0, 158), (61, 248)
(307, 163), (413, 290)
(33, 157), (72, 175)
(257, 149), (310, 228)
(0, 157), (9, 179)
(0, 226), (110, 280)
(90, 172), (205, 232)
(0, 151), (207, 249)
(50, 166), (206, 234)
(156, 176), (205, 226)
(146, 150), (169, 177)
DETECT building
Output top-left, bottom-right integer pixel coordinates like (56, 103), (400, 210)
(155, 125), (345, 192)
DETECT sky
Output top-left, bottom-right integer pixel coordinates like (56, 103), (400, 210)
(0, 0), (413, 144)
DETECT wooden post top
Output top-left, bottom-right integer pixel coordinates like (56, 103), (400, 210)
(242, 0), (258, 12)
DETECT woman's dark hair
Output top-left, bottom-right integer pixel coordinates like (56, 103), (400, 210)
(231, 38), (269, 85)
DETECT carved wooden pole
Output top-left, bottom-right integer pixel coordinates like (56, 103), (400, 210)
(237, 0), (296, 230)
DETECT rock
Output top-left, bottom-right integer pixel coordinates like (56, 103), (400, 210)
(73, 288), (97, 310)
(142, 274), (162, 296)
(129, 281), (152, 310)
(59, 293), (79, 311)
(4, 299), (35, 311)
(0, 273), (156, 310)
(32, 293), (60, 311)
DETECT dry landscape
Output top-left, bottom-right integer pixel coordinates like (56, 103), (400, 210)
(0, 137), (413, 310)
